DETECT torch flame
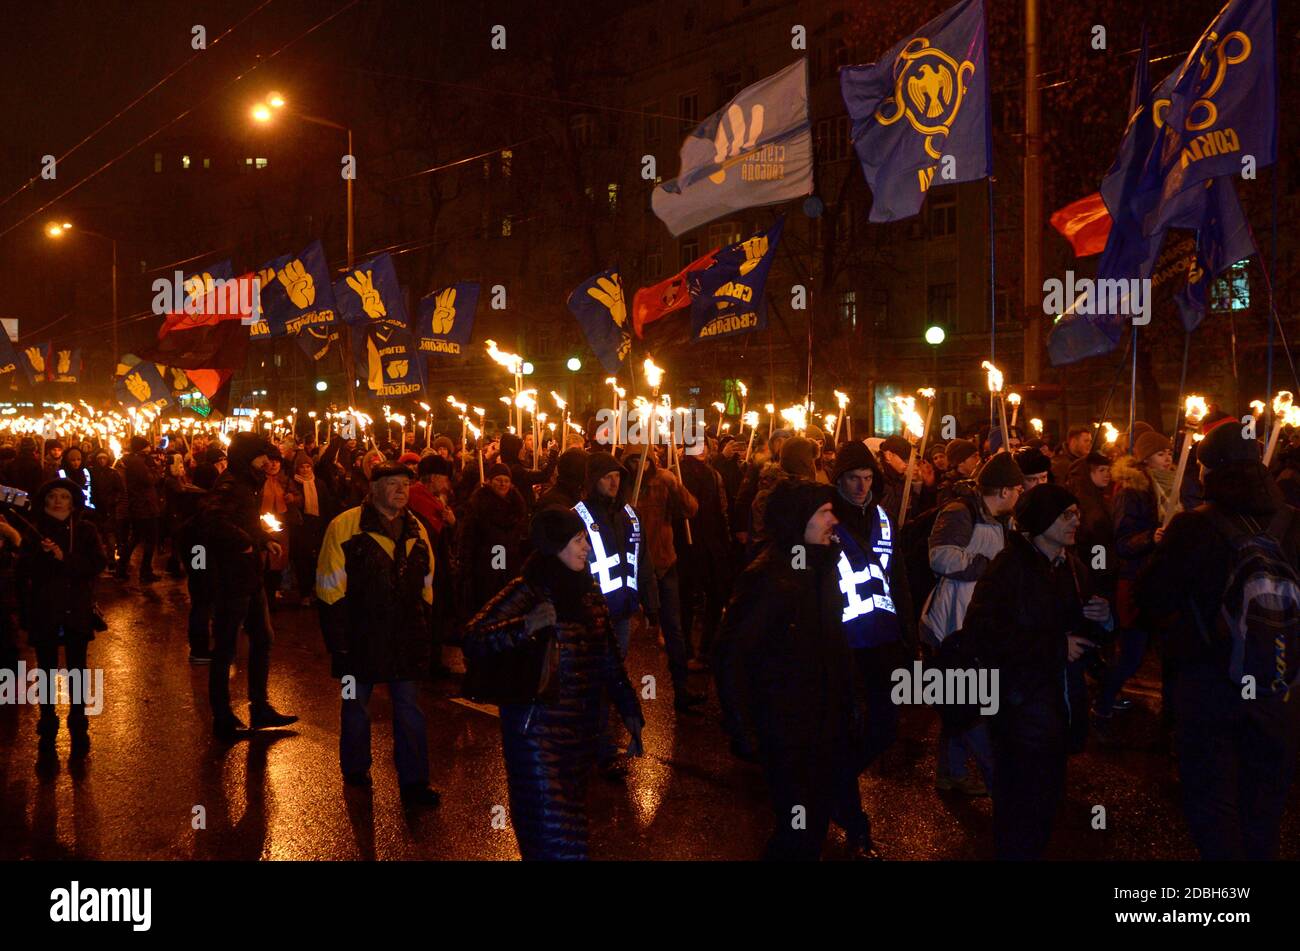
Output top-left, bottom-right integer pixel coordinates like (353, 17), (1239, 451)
(834, 390), (849, 409)
(1184, 395), (1208, 425)
(485, 339), (523, 374)
(261, 513), (283, 533)
(981, 361), (1004, 394)
(737, 380), (748, 398)
(1007, 392), (1022, 407)
(744, 411), (759, 428)
(1102, 421), (1119, 445)
(1272, 391), (1294, 416)
(643, 358), (664, 390)
(917, 387), (936, 399)
(779, 404), (807, 434)
(551, 391), (567, 411)
(1030, 417), (1044, 434)
(1250, 400), (1266, 416)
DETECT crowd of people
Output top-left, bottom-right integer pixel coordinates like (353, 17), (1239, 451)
(0, 403), (1297, 862)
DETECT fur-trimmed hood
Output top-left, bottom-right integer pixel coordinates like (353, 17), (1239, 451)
(1110, 454), (1152, 494)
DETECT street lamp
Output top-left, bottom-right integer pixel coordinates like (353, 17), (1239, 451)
(46, 220), (119, 361)
(566, 356), (582, 372)
(252, 91), (357, 405)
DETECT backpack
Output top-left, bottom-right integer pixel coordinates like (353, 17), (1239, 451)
(1206, 507), (1300, 698)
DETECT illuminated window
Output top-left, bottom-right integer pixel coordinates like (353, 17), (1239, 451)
(607, 183), (619, 214)
(182, 155), (191, 169)
(255, 157), (268, 169)
(722, 379), (742, 417)
(500, 149), (512, 178)
(202, 157), (210, 169)
(153, 152), (162, 173)
(501, 215), (513, 237)
(874, 384), (901, 435)
(1211, 261), (1251, 312)
(838, 290), (857, 332)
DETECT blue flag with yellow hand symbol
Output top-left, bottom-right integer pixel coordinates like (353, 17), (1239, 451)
(652, 59), (812, 237)
(840, 0), (989, 222)
(17, 342), (51, 385)
(297, 324), (338, 362)
(567, 270), (632, 373)
(252, 240), (338, 340)
(351, 321), (424, 397)
(48, 347), (80, 383)
(1143, 0), (1275, 239)
(115, 359), (171, 409)
(417, 283), (479, 357)
(336, 253), (408, 329)
(689, 216), (784, 341)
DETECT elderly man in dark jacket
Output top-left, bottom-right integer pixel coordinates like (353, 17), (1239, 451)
(19, 479), (106, 759)
(961, 484), (1112, 859)
(717, 480), (873, 860)
(116, 435), (162, 582)
(317, 461), (440, 807)
(1139, 418), (1300, 860)
(197, 433), (297, 739)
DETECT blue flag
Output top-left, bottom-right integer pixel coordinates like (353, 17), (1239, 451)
(567, 270), (631, 373)
(840, 0), (989, 222)
(688, 216), (784, 341)
(48, 347), (80, 383)
(252, 240), (338, 340)
(116, 360), (172, 409)
(335, 253), (408, 330)
(297, 323), (338, 361)
(417, 282), (479, 356)
(1173, 178), (1256, 332)
(352, 321), (424, 397)
(1145, 0), (1276, 238)
(1049, 35), (1164, 366)
(652, 59), (812, 237)
(0, 327), (18, 377)
(17, 341), (50, 385)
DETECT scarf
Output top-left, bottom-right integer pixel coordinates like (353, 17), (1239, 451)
(295, 473), (320, 516)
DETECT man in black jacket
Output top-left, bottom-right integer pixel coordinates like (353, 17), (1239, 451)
(1139, 417), (1300, 860)
(829, 441), (914, 859)
(317, 461), (440, 807)
(197, 433), (298, 739)
(717, 479), (872, 860)
(961, 484), (1112, 859)
(117, 435), (162, 583)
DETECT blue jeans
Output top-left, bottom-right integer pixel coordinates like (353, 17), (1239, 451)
(1097, 627), (1147, 715)
(341, 680), (429, 786)
(938, 721), (994, 786)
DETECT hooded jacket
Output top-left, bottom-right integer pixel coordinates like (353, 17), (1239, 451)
(196, 433), (273, 597)
(624, 447), (697, 575)
(920, 481), (1008, 646)
(462, 551), (641, 860)
(539, 448), (587, 511)
(121, 447), (162, 519)
(1110, 454), (1161, 582)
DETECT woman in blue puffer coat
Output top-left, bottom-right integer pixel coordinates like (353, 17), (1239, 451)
(462, 508), (644, 860)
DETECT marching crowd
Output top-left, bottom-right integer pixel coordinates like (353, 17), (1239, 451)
(0, 404), (1297, 862)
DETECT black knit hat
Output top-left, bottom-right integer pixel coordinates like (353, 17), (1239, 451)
(417, 454), (454, 478)
(880, 435), (912, 460)
(1013, 446), (1051, 477)
(832, 440), (881, 484)
(765, 480), (836, 547)
(976, 451), (1024, 490)
(530, 506), (586, 556)
(945, 438), (978, 469)
(485, 462), (511, 480)
(1198, 415), (1260, 470)
(1015, 483), (1079, 538)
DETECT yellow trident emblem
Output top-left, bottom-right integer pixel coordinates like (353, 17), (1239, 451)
(1153, 31), (1251, 133)
(875, 37), (976, 163)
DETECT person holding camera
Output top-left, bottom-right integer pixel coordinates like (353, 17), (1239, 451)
(462, 507), (643, 860)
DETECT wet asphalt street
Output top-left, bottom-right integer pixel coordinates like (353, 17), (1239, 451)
(2, 570), (1297, 861)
